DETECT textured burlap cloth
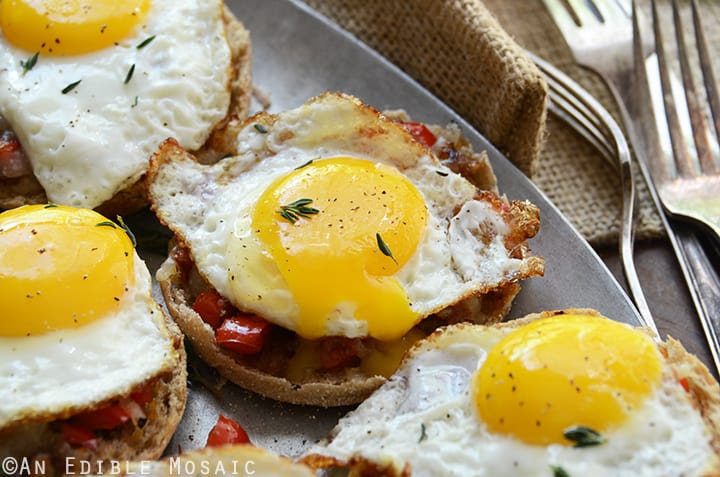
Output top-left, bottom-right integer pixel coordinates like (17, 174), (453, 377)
(301, 0), (719, 245)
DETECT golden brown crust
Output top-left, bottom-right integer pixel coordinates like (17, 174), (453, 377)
(0, 6), (253, 215)
(0, 313), (187, 467)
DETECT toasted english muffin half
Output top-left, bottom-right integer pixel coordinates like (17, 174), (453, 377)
(302, 309), (720, 476)
(148, 109), (543, 407)
(0, 312), (187, 469)
(0, 5), (252, 217)
(90, 444), (317, 477)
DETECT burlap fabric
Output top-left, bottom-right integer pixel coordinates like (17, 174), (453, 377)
(301, 0), (678, 244)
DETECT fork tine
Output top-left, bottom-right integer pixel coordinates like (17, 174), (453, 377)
(671, 0), (718, 175)
(691, 0), (720, 167)
(591, 0), (629, 23)
(566, 0), (603, 26)
(651, 0), (695, 178)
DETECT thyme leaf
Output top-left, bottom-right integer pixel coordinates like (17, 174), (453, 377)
(418, 423), (427, 443)
(552, 466), (570, 477)
(116, 215), (137, 248)
(20, 51), (39, 75)
(62, 80), (82, 94)
(294, 159), (313, 170)
(277, 198), (319, 224)
(253, 123), (268, 133)
(136, 35), (156, 49)
(563, 425), (606, 448)
(124, 64), (135, 84)
(44, 202), (58, 209)
(376, 233), (398, 264)
(96, 221), (117, 229)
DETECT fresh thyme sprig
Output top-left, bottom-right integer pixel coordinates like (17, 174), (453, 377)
(116, 215), (137, 248)
(124, 64), (135, 84)
(552, 466), (570, 477)
(62, 80), (82, 94)
(563, 425), (606, 448)
(136, 35), (156, 50)
(376, 233), (398, 264)
(277, 198), (319, 224)
(94, 216), (137, 248)
(20, 51), (39, 75)
(418, 423), (427, 443)
(95, 221), (117, 229)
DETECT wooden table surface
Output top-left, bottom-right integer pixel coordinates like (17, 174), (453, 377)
(596, 237), (719, 381)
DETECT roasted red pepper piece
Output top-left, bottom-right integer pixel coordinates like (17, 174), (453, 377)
(319, 337), (366, 370)
(171, 244), (194, 281)
(402, 121), (437, 148)
(70, 403), (131, 431)
(60, 422), (98, 450)
(215, 315), (272, 355)
(206, 414), (251, 447)
(193, 289), (237, 329)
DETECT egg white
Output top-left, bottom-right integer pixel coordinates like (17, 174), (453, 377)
(151, 93), (536, 338)
(0, 0), (232, 208)
(305, 323), (717, 476)
(0, 252), (179, 431)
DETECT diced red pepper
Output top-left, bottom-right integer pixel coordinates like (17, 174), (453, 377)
(206, 414), (251, 447)
(60, 422), (98, 450)
(319, 337), (366, 370)
(171, 244), (194, 281)
(215, 315), (272, 355)
(0, 130), (32, 178)
(679, 377), (690, 392)
(402, 121), (437, 148)
(130, 381), (155, 408)
(70, 403), (131, 430)
(193, 289), (237, 329)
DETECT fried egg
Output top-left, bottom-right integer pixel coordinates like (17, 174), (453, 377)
(150, 93), (543, 341)
(0, 0), (232, 208)
(0, 204), (179, 430)
(304, 312), (720, 476)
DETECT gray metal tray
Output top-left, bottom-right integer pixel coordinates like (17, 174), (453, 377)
(154, 0), (642, 457)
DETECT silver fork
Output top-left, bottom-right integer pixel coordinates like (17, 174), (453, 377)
(633, 0), (720, 368)
(543, 0), (720, 373)
(639, 0), (720, 241)
(529, 51), (657, 336)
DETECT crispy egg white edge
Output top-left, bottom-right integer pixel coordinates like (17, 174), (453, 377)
(151, 94), (530, 336)
(0, 252), (179, 430)
(0, 0), (232, 208)
(304, 324), (716, 477)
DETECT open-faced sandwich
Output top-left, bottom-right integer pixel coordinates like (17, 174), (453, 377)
(302, 309), (720, 476)
(0, 0), (252, 216)
(147, 92), (544, 407)
(91, 444), (317, 477)
(0, 205), (186, 468)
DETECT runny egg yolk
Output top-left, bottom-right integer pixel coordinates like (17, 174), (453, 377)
(252, 157), (428, 341)
(0, 204), (135, 337)
(1, 0), (150, 56)
(472, 314), (662, 446)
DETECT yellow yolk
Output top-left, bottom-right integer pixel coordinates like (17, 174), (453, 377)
(1, 0), (150, 55)
(252, 157), (428, 340)
(472, 314), (662, 446)
(0, 204), (135, 336)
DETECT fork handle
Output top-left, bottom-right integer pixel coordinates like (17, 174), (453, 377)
(673, 223), (720, 373)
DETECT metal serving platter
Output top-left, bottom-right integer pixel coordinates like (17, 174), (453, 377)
(154, 0), (643, 458)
